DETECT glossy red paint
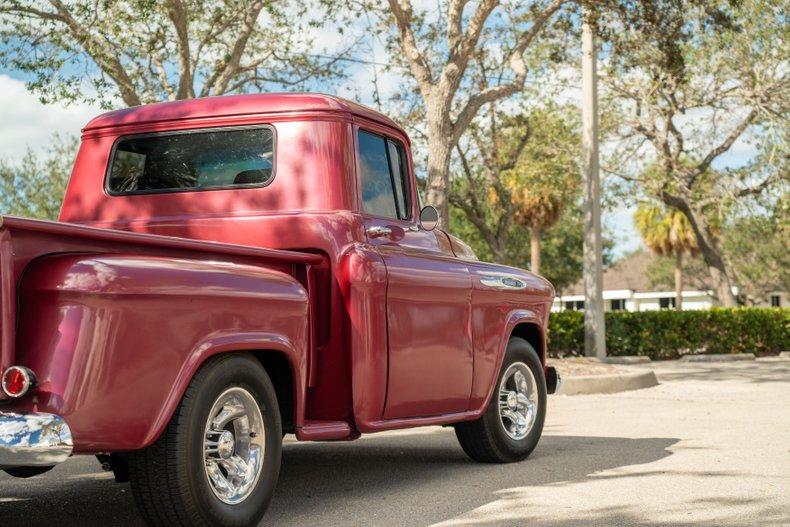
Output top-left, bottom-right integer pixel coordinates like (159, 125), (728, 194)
(1, 93), (554, 453)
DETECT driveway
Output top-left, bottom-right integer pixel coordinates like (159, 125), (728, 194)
(2, 360), (788, 526)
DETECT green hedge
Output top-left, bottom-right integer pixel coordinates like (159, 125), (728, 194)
(548, 307), (790, 360)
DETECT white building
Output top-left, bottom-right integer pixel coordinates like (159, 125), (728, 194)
(552, 251), (787, 312)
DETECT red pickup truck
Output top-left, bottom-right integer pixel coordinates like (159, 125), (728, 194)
(0, 93), (558, 526)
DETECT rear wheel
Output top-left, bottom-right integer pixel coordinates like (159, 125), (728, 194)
(455, 337), (546, 463)
(128, 353), (282, 527)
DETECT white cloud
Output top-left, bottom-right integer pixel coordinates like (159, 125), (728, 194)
(0, 74), (103, 161)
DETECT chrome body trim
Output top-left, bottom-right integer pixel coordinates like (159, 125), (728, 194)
(0, 412), (73, 469)
(480, 275), (527, 290)
(365, 225), (393, 238)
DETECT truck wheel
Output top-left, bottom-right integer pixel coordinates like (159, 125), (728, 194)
(454, 337), (546, 463)
(128, 353), (282, 527)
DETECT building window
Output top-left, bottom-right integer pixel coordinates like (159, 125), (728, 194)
(771, 295), (781, 307)
(659, 297), (677, 309)
(611, 299), (626, 311)
(565, 300), (585, 311)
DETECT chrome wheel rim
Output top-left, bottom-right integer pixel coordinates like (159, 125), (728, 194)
(498, 362), (538, 440)
(203, 387), (265, 505)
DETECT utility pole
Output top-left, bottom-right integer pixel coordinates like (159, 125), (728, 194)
(581, 11), (606, 358)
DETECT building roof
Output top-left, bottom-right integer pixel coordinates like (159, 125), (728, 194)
(83, 92), (405, 135)
(565, 251), (654, 295)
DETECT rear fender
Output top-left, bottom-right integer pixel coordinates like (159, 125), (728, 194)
(13, 253), (310, 453)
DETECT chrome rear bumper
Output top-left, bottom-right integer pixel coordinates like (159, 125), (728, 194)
(0, 412), (73, 469)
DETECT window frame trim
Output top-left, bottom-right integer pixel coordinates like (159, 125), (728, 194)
(103, 123), (277, 197)
(384, 137), (412, 221)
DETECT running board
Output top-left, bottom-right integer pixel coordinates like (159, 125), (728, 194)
(296, 420), (356, 441)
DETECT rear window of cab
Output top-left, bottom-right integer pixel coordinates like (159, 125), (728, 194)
(106, 126), (275, 195)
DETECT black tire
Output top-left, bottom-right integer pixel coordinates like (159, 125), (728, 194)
(128, 353), (282, 527)
(454, 337), (547, 463)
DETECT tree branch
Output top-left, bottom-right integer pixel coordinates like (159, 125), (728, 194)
(46, 0), (142, 106)
(203, 0), (265, 95)
(165, 0), (194, 99)
(442, 0), (498, 94)
(450, 0), (565, 143)
(387, 0), (434, 93)
(693, 107), (758, 177)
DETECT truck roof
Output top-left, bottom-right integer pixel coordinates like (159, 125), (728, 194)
(83, 92), (405, 136)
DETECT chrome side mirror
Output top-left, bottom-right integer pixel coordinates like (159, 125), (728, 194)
(419, 205), (439, 231)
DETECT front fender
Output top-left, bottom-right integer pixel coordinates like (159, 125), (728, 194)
(13, 253), (309, 453)
(469, 308), (546, 415)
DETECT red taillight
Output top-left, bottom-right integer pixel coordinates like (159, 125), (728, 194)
(1, 366), (35, 398)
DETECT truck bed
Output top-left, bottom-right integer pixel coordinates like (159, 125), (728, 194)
(0, 215), (321, 392)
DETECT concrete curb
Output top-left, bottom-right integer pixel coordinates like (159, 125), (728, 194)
(597, 356), (652, 365)
(557, 370), (659, 396)
(681, 353), (755, 362)
(779, 351), (790, 359)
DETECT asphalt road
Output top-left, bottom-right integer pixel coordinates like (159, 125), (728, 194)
(2, 360), (788, 526)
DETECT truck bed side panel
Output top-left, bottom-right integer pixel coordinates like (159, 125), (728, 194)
(5, 252), (310, 452)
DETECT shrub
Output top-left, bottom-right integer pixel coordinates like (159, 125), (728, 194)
(548, 307), (790, 360)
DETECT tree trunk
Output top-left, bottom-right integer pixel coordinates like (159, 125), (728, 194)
(660, 196), (738, 307)
(689, 215), (737, 307)
(699, 244), (738, 307)
(424, 104), (453, 230)
(674, 251), (683, 311)
(530, 227), (541, 275)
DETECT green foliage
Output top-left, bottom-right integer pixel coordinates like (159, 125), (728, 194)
(452, 201), (614, 293)
(722, 202), (790, 304)
(634, 201), (698, 256)
(0, 1), (340, 107)
(0, 135), (78, 220)
(449, 103), (596, 286)
(548, 308), (790, 359)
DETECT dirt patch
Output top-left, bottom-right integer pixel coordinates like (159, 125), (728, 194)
(549, 357), (628, 377)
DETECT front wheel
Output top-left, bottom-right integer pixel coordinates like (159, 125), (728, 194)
(128, 353), (282, 527)
(455, 337), (547, 463)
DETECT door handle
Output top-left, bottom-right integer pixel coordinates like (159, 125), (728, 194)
(366, 226), (393, 238)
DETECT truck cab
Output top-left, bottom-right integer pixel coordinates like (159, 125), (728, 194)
(1, 93), (557, 527)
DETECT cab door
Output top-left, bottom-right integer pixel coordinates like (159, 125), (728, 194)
(355, 127), (473, 419)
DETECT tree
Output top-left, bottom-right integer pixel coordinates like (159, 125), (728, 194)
(0, 0), (344, 107)
(634, 201), (699, 310)
(722, 199), (789, 305)
(0, 135), (78, 220)
(451, 200), (613, 294)
(450, 103), (579, 273)
(369, 0), (570, 227)
(601, 0), (789, 306)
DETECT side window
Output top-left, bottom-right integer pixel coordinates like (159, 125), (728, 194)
(357, 130), (411, 220)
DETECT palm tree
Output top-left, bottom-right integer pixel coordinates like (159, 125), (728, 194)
(508, 188), (563, 276)
(634, 202), (699, 310)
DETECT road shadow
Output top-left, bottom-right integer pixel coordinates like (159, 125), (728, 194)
(0, 431), (677, 527)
